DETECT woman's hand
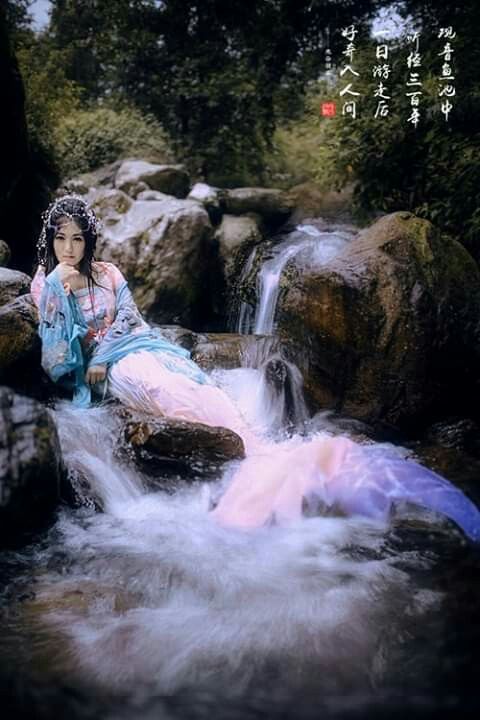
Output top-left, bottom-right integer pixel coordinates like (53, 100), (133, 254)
(56, 261), (81, 285)
(85, 364), (107, 385)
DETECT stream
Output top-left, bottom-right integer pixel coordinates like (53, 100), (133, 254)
(1, 221), (480, 718)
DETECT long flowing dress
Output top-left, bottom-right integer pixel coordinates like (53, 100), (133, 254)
(30, 262), (480, 541)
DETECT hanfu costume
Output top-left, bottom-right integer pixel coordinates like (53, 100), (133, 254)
(31, 262), (480, 542)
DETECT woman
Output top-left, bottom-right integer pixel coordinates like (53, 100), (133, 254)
(31, 195), (256, 441)
(31, 195), (480, 541)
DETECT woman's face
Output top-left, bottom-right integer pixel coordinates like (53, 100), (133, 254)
(53, 217), (86, 268)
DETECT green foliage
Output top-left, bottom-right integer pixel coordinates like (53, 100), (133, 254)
(268, 8), (480, 256)
(14, 25), (173, 180)
(266, 86), (341, 190)
(52, 104), (174, 178)
(46, 0), (381, 185)
(16, 35), (81, 160)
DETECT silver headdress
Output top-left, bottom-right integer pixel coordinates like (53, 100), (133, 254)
(36, 194), (102, 266)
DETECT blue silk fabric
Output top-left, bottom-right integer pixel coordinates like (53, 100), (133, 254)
(37, 267), (210, 407)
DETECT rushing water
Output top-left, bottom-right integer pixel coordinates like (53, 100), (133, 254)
(1, 366), (480, 716)
(2, 220), (480, 716)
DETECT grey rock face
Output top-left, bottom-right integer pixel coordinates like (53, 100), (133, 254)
(0, 267), (32, 306)
(115, 160), (190, 198)
(0, 387), (64, 547)
(0, 294), (39, 376)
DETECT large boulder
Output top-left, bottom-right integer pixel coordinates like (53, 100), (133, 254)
(187, 182), (223, 224)
(213, 214), (265, 321)
(62, 160), (124, 194)
(88, 187), (132, 227)
(285, 181), (357, 224)
(277, 212), (480, 428)
(90, 193), (219, 329)
(115, 406), (245, 481)
(223, 187), (293, 228)
(114, 160), (190, 199)
(0, 293), (60, 403)
(0, 267), (32, 306)
(0, 387), (64, 548)
(214, 214), (263, 284)
(0, 294), (39, 376)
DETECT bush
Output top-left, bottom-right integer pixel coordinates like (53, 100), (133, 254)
(52, 104), (175, 179)
(265, 86), (340, 190)
(16, 37), (81, 161)
(266, 40), (480, 258)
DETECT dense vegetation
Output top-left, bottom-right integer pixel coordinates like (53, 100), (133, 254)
(4, 0), (480, 259)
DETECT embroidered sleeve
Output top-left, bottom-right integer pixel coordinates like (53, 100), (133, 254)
(88, 264), (150, 366)
(34, 266), (88, 386)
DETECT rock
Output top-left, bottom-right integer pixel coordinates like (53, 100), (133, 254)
(188, 182), (222, 207)
(0, 294), (39, 376)
(0, 293), (65, 403)
(57, 178), (89, 196)
(214, 214), (263, 284)
(188, 182), (223, 224)
(155, 324), (199, 351)
(0, 267), (31, 306)
(213, 214), (266, 326)
(424, 418), (480, 457)
(223, 187), (293, 227)
(114, 406), (245, 481)
(87, 187), (132, 228)
(192, 333), (280, 370)
(63, 160), (123, 191)
(261, 354), (309, 429)
(286, 182), (357, 224)
(277, 212), (480, 428)
(129, 181), (149, 198)
(0, 240), (11, 267)
(115, 160), (190, 198)
(92, 195), (218, 329)
(0, 387), (64, 548)
(136, 189), (175, 201)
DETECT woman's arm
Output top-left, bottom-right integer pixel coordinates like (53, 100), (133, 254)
(86, 263), (211, 387)
(87, 264), (149, 369)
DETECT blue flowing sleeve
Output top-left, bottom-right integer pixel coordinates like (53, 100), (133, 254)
(35, 267), (91, 407)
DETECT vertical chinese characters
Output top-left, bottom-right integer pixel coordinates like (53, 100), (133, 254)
(372, 29), (391, 118)
(438, 26), (456, 121)
(339, 25), (360, 119)
(405, 31), (423, 128)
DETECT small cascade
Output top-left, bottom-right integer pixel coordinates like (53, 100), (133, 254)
(228, 222), (356, 433)
(52, 401), (144, 512)
(243, 223), (355, 336)
(234, 246), (257, 334)
(259, 354), (310, 432)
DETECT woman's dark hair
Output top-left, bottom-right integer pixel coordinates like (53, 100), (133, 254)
(35, 195), (107, 293)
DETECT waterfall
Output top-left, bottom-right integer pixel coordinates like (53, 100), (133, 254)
(252, 224), (355, 336)
(228, 223), (356, 432)
(52, 402), (144, 512)
(235, 246), (257, 334)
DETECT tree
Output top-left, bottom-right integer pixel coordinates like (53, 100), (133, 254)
(47, 0), (382, 183)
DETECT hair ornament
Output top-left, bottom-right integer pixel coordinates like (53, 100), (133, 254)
(36, 194), (101, 265)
